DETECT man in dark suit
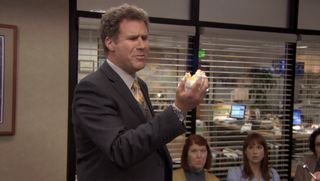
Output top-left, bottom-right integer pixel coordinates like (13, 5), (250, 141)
(72, 3), (208, 181)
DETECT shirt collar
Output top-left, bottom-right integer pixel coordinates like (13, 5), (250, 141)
(106, 59), (135, 89)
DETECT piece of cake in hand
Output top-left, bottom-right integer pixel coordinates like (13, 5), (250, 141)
(184, 69), (207, 89)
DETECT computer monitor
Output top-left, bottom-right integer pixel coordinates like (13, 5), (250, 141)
(295, 62), (304, 76)
(293, 109), (302, 126)
(230, 104), (246, 119)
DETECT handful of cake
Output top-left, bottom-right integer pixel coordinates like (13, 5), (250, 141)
(183, 69), (207, 89)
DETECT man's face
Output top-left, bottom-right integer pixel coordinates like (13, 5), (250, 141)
(106, 19), (149, 75)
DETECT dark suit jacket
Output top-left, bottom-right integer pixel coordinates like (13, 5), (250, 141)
(72, 62), (185, 181)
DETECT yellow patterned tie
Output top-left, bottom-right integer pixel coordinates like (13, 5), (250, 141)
(131, 79), (146, 108)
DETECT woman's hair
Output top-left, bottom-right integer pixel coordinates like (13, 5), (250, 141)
(309, 128), (320, 154)
(100, 3), (149, 53)
(242, 132), (270, 180)
(180, 134), (212, 170)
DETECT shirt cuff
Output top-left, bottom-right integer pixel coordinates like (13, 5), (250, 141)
(172, 104), (186, 122)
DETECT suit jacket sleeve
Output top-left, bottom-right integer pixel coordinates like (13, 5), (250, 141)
(72, 75), (185, 169)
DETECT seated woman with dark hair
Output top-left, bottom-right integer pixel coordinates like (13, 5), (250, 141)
(227, 132), (280, 181)
(173, 134), (219, 181)
(295, 127), (320, 181)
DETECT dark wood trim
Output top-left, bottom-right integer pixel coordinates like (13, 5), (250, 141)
(286, 42), (297, 180)
(199, 21), (297, 34)
(288, 0), (299, 31)
(149, 17), (194, 26)
(67, 0), (77, 180)
(190, 0), (199, 23)
(298, 29), (320, 36)
(77, 10), (102, 18)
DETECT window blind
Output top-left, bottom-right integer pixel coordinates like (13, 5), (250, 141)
(198, 28), (296, 180)
(138, 24), (195, 167)
(78, 18), (101, 81)
(292, 37), (320, 176)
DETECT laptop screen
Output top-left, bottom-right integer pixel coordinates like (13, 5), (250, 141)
(230, 104), (246, 119)
(293, 109), (302, 125)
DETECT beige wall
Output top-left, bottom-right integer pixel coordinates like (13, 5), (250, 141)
(0, 0), (69, 180)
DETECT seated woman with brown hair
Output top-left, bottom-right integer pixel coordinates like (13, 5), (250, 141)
(227, 132), (280, 181)
(173, 134), (219, 181)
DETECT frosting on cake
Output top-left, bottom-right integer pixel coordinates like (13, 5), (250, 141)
(184, 69), (207, 89)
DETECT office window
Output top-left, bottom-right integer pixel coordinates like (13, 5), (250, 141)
(292, 38), (320, 175)
(77, 17), (304, 180)
(138, 24), (195, 165)
(78, 18), (101, 81)
(198, 28), (295, 180)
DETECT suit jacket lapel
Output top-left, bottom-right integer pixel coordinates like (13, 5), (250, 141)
(100, 62), (147, 122)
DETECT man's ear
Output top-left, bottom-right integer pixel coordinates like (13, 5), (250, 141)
(105, 37), (115, 51)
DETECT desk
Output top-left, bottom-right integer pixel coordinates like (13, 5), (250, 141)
(213, 121), (282, 139)
(293, 131), (309, 139)
(214, 121), (242, 130)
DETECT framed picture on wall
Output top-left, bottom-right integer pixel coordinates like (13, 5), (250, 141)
(0, 24), (17, 135)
